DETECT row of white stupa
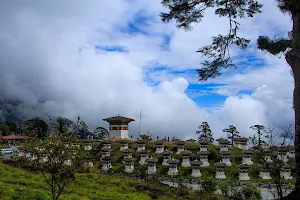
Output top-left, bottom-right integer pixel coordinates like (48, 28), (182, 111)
(98, 139), (294, 180)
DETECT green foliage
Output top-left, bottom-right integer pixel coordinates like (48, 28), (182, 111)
(196, 122), (214, 144)
(0, 123), (11, 136)
(222, 125), (240, 145)
(200, 174), (218, 194)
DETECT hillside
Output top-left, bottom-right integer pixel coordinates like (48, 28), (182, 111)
(0, 162), (203, 200)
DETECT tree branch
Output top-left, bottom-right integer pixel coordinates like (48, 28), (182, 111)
(257, 36), (292, 55)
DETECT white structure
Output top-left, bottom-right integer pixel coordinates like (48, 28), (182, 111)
(198, 151), (210, 167)
(190, 160), (203, 178)
(82, 139), (93, 151)
(155, 141), (164, 154)
(103, 115), (135, 139)
(242, 149), (253, 165)
(119, 141), (129, 151)
(239, 164), (250, 181)
(287, 146), (295, 158)
(181, 150), (192, 167)
(215, 162), (227, 179)
(176, 141), (186, 154)
(259, 168), (271, 180)
(85, 156), (94, 167)
(277, 149), (289, 163)
(102, 140), (112, 149)
(233, 137), (248, 150)
(136, 140), (146, 152)
(101, 148), (111, 158)
(199, 139), (208, 152)
(167, 159), (179, 176)
(123, 158), (134, 173)
(216, 138), (229, 151)
(220, 151), (231, 166)
(101, 156), (112, 171)
(139, 150), (149, 165)
(146, 157), (157, 174)
(281, 165), (293, 179)
(162, 150), (172, 166)
(122, 149), (133, 158)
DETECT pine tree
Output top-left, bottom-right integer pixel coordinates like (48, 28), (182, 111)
(160, 1), (300, 198)
(250, 125), (266, 147)
(196, 121), (214, 144)
(222, 125), (240, 145)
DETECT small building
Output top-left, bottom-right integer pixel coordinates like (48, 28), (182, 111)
(101, 140), (112, 149)
(198, 139), (209, 152)
(139, 150), (149, 165)
(0, 135), (27, 146)
(220, 151), (231, 166)
(176, 140), (186, 154)
(277, 148), (289, 163)
(186, 139), (196, 143)
(281, 164), (293, 180)
(286, 146), (295, 158)
(190, 160), (203, 178)
(103, 115), (135, 139)
(162, 150), (172, 166)
(136, 140), (146, 152)
(100, 147), (111, 158)
(216, 138), (229, 151)
(242, 149), (253, 165)
(81, 139), (93, 151)
(233, 137), (248, 150)
(167, 159), (179, 176)
(198, 151), (211, 167)
(101, 156), (112, 171)
(214, 162), (227, 179)
(259, 166), (271, 180)
(239, 163), (250, 181)
(155, 140), (165, 154)
(123, 157), (134, 173)
(119, 140), (129, 151)
(122, 149), (133, 158)
(145, 157), (158, 174)
(180, 150), (192, 167)
(85, 155), (94, 167)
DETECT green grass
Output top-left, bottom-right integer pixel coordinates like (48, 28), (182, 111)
(0, 162), (207, 200)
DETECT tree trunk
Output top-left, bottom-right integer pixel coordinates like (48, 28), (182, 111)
(283, 11), (300, 200)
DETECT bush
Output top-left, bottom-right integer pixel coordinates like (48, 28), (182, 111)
(200, 175), (218, 194)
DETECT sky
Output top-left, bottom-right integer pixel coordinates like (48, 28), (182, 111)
(0, 0), (294, 141)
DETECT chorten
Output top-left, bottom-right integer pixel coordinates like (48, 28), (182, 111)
(103, 115), (135, 139)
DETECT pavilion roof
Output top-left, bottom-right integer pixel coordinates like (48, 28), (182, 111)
(103, 116), (135, 123)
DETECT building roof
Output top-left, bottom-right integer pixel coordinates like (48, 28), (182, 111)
(220, 151), (231, 155)
(214, 162), (228, 168)
(155, 140), (165, 145)
(190, 160), (203, 166)
(1, 135), (27, 140)
(198, 139), (209, 145)
(216, 138), (229, 144)
(239, 163), (250, 169)
(122, 149), (133, 153)
(100, 156), (112, 161)
(103, 116), (135, 123)
(81, 139), (94, 143)
(186, 139), (196, 142)
(101, 147), (112, 152)
(242, 149), (253, 154)
(167, 159), (179, 164)
(162, 150), (172, 156)
(136, 139), (146, 144)
(138, 150), (149, 154)
(197, 151), (211, 155)
(119, 139), (132, 144)
(101, 140), (112, 144)
(123, 157), (134, 162)
(145, 158), (158, 163)
(233, 137), (249, 142)
(180, 150), (192, 156)
(176, 140), (186, 145)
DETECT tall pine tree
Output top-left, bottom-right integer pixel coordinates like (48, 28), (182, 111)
(222, 125), (240, 145)
(196, 121), (214, 144)
(160, 1), (300, 198)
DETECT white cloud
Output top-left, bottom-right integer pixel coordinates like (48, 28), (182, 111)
(0, 0), (294, 142)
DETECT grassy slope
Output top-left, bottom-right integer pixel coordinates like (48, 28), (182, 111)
(0, 162), (203, 200)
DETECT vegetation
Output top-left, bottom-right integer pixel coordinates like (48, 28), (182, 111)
(196, 122), (214, 144)
(160, 1), (300, 199)
(222, 125), (240, 145)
